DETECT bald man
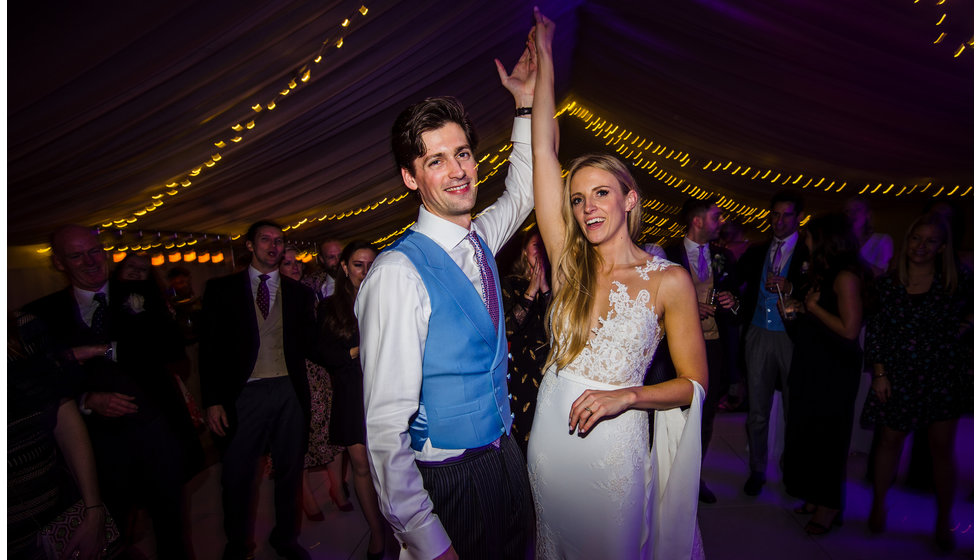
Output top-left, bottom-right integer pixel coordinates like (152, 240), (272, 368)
(24, 225), (201, 559)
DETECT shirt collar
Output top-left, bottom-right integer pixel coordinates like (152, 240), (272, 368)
(683, 236), (706, 252)
(248, 266), (279, 283)
(772, 230), (799, 248)
(73, 283), (109, 307)
(413, 205), (472, 252)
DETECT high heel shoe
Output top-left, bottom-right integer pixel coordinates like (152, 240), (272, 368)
(934, 523), (955, 552)
(793, 503), (817, 515)
(805, 510), (842, 535)
(329, 489), (354, 512)
(867, 504), (886, 534)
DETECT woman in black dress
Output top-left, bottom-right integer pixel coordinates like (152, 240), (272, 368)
(782, 214), (866, 534)
(317, 241), (386, 559)
(861, 212), (972, 551)
(499, 228), (551, 454)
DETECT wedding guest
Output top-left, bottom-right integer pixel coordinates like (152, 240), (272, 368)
(303, 239), (344, 302)
(23, 225), (199, 559)
(279, 245), (345, 521)
(718, 221), (752, 262)
(737, 190), (810, 496)
(200, 221), (318, 560)
(844, 196), (893, 277)
(663, 198), (741, 504)
(356, 38), (538, 558)
(317, 240), (387, 559)
(860, 212), (972, 551)
(8, 312), (109, 560)
(500, 228), (551, 454)
(782, 214), (866, 534)
(114, 252), (153, 282)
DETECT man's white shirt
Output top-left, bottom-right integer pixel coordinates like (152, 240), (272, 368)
(354, 117), (532, 559)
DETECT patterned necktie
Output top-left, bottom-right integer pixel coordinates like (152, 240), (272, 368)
(771, 240), (785, 274)
(466, 231), (499, 329)
(256, 274), (271, 319)
(91, 292), (108, 338)
(697, 244), (709, 282)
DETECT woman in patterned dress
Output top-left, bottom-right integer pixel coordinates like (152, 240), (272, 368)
(500, 228), (551, 455)
(279, 246), (345, 520)
(861, 213), (972, 551)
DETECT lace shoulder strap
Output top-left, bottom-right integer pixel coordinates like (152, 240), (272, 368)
(635, 256), (677, 280)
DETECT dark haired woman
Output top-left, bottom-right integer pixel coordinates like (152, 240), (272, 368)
(782, 214), (866, 535)
(317, 241), (387, 559)
(500, 228), (551, 455)
(860, 213), (972, 551)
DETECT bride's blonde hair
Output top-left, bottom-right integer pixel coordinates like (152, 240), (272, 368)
(545, 154), (643, 371)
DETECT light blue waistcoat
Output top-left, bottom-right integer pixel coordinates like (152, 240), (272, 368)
(388, 229), (512, 451)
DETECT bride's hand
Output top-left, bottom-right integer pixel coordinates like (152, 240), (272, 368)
(569, 388), (635, 435)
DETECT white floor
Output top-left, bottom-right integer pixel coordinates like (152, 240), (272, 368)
(135, 411), (974, 559)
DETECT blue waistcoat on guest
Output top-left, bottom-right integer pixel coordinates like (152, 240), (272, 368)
(388, 229), (512, 451)
(750, 245), (790, 332)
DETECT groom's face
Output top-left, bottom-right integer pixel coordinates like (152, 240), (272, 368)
(401, 123), (478, 229)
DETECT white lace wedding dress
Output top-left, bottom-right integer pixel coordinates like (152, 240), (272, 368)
(527, 258), (706, 559)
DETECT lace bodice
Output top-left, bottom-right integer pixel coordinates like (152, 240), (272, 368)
(559, 257), (674, 386)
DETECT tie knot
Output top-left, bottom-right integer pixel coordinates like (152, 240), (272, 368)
(259, 274), (270, 283)
(94, 292), (108, 305)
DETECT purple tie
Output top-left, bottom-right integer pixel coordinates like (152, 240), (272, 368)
(257, 274), (270, 319)
(466, 231), (499, 329)
(697, 244), (709, 282)
(771, 240), (785, 275)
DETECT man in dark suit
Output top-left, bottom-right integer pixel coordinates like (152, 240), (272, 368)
(662, 198), (741, 504)
(200, 220), (317, 560)
(737, 189), (810, 496)
(24, 225), (199, 559)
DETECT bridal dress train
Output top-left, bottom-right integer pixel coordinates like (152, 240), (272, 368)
(527, 258), (705, 560)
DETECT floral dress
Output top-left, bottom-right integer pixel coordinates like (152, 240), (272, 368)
(860, 270), (973, 432)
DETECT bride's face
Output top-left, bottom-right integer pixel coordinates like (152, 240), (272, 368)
(569, 166), (637, 245)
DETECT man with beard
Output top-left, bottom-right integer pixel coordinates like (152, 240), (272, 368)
(662, 198), (741, 503)
(303, 239), (343, 301)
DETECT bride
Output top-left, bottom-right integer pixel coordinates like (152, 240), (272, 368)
(526, 9), (708, 559)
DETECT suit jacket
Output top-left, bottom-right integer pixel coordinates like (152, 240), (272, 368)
(199, 270), (317, 433)
(663, 241), (742, 330)
(737, 236), (811, 327)
(23, 279), (194, 435)
(646, 242), (742, 385)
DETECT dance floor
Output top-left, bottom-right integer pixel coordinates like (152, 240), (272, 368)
(133, 410), (974, 559)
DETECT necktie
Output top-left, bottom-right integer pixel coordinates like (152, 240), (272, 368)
(466, 231), (499, 329)
(697, 244), (709, 282)
(257, 274), (270, 319)
(771, 240), (785, 274)
(91, 292), (108, 338)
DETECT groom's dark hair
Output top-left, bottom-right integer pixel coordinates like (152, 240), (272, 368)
(391, 96), (479, 177)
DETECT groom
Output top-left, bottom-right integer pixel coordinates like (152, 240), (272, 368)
(355, 42), (537, 560)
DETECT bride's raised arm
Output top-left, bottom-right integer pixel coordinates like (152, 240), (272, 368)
(530, 9), (564, 274)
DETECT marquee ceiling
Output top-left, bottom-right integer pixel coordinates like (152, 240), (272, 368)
(8, 0), (973, 251)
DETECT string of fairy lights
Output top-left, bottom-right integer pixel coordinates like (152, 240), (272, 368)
(34, 0), (971, 262)
(915, 0), (974, 58)
(92, 4), (373, 235)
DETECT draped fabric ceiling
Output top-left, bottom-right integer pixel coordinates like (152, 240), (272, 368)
(8, 0), (973, 255)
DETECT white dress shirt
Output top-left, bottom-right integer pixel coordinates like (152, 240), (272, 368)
(74, 283), (110, 328)
(248, 266), (281, 309)
(355, 117), (532, 559)
(768, 230), (799, 273)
